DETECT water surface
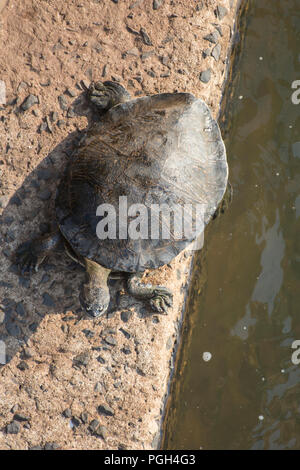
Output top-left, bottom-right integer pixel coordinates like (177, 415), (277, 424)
(163, 0), (300, 450)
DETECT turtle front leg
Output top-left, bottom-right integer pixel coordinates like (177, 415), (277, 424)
(15, 230), (62, 276)
(127, 272), (173, 315)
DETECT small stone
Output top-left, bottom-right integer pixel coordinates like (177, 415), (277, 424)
(17, 361), (29, 371)
(0, 196), (9, 208)
(125, 47), (139, 57)
(42, 292), (55, 307)
(38, 189), (52, 201)
(21, 94), (39, 111)
(13, 413), (29, 422)
(29, 446), (43, 450)
(204, 31), (219, 44)
(57, 119), (65, 128)
(66, 88), (77, 97)
(200, 69), (212, 83)
(97, 356), (106, 364)
(89, 419), (99, 433)
(140, 28), (152, 46)
(6, 421), (20, 434)
(94, 382), (102, 393)
(95, 425), (108, 440)
(73, 351), (90, 368)
(71, 416), (81, 427)
(58, 94), (68, 111)
(82, 329), (94, 338)
(67, 107), (76, 118)
(22, 347), (34, 359)
(16, 302), (26, 317)
(51, 111), (58, 122)
(98, 404), (115, 417)
(216, 5), (228, 20)
(80, 412), (88, 424)
(121, 347), (131, 355)
(44, 442), (60, 450)
(104, 335), (117, 346)
(121, 310), (132, 323)
(46, 115), (53, 133)
(119, 328), (131, 339)
(211, 43), (221, 61)
(153, 0), (163, 9)
(17, 81), (28, 92)
(63, 408), (72, 418)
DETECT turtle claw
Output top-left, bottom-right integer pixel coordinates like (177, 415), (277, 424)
(15, 243), (45, 276)
(150, 287), (173, 315)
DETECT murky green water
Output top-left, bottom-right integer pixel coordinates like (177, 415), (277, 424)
(163, 0), (300, 450)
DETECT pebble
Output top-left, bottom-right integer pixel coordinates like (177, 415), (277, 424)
(98, 404), (115, 417)
(121, 347), (131, 355)
(58, 94), (68, 111)
(44, 442), (60, 450)
(13, 413), (29, 422)
(57, 119), (66, 128)
(38, 188), (52, 201)
(216, 5), (228, 20)
(21, 94), (39, 111)
(200, 69), (212, 83)
(140, 28), (152, 46)
(42, 292), (55, 307)
(211, 43), (221, 61)
(16, 302), (26, 317)
(204, 31), (219, 44)
(51, 111), (58, 122)
(80, 412), (88, 424)
(89, 419), (100, 433)
(153, 0), (163, 9)
(104, 335), (117, 346)
(62, 408), (72, 418)
(125, 47), (139, 57)
(0, 195), (9, 208)
(67, 107), (76, 118)
(202, 48), (211, 58)
(6, 421), (20, 434)
(95, 425), (108, 440)
(17, 361), (29, 371)
(66, 88), (77, 97)
(73, 351), (90, 368)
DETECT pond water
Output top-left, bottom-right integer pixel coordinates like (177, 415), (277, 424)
(163, 0), (300, 450)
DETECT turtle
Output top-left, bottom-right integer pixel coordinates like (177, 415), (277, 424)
(15, 80), (228, 318)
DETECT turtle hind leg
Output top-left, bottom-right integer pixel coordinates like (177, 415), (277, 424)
(87, 80), (131, 114)
(127, 272), (173, 315)
(15, 230), (62, 276)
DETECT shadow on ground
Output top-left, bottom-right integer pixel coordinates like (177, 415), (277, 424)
(0, 92), (150, 366)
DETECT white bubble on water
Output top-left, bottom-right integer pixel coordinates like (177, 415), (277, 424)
(202, 352), (212, 362)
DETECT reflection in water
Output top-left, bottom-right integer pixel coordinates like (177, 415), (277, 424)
(163, 0), (300, 450)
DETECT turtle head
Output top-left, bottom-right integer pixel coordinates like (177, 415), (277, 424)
(88, 80), (131, 113)
(80, 260), (111, 318)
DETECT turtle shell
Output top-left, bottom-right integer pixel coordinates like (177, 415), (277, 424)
(55, 92), (228, 272)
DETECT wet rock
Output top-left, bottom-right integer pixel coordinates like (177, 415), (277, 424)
(98, 404), (115, 417)
(21, 94), (39, 111)
(204, 31), (219, 44)
(140, 28), (152, 46)
(6, 421), (20, 434)
(211, 43), (221, 61)
(200, 69), (212, 83)
(216, 5), (228, 20)
(153, 0), (163, 9)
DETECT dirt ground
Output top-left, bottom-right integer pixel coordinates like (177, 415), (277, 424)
(0, 0), (238, 450)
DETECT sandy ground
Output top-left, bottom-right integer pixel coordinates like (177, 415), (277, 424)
(0, 0), (238, 450)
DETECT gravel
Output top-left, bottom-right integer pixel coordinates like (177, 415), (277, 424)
(21, 94), (39, 111)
